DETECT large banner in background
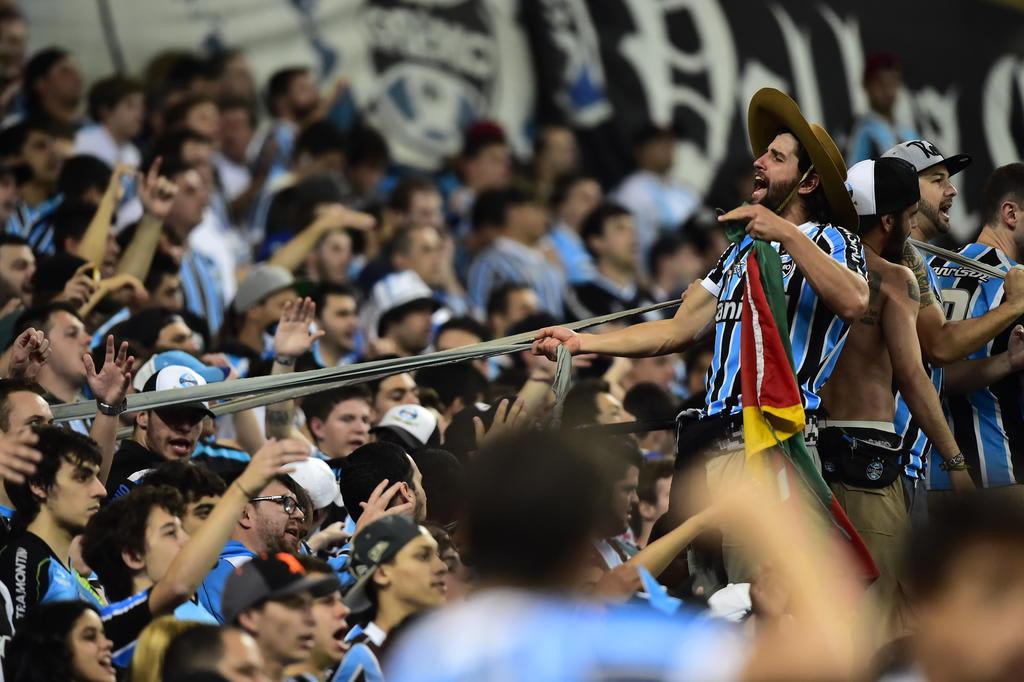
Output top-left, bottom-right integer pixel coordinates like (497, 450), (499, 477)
(25, 0), (1024, 238)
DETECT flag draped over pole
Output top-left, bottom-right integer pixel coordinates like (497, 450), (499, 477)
(737, 236), (879, 581)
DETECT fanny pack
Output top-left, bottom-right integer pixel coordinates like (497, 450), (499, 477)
(819, 426), (904, 488)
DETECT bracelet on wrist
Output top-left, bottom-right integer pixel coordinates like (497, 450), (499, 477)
(273, 354), (296, 366)
(939, 452), (969, 472)
(233, 480), (256, 498)
(95, 398), (127, 417)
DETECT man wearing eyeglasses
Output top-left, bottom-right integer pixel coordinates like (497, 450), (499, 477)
(197, 465), (312, 624)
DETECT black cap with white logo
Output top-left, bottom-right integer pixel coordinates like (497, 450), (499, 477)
(882, 139), (971, 177)
(847, 157), (921, 221)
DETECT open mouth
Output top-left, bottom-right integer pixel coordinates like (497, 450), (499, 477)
(332, 626), (349, 653)
(99, 655), (115, 675)
(298, 633), (315, 650)
(939, 200), (953, 222)
(431, 580), (447, 595)
(751, 172), (769, 202)
(168, 438), (193, 457)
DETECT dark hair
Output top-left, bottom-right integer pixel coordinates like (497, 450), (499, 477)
(0, 118), (55, 160)
(623, 383), (678, 424)
(410, 448), (464, 527)
(387, 176), (437, 213)
(56, 155), (112, 198)
(301, 386), (373, 433)
(0, 379), (45, 432)
(364, 371), (413, 408)
(217, 95), (258, 128)
(486, 282), (532, 319)
(981, 163), (1024, 227)
(137, 459), (227, 504)
(24, 47), (70, 116)
(549, 172), (596, 210)
(907, 494), (1024, 600)
(347, 124), (389, 169)
(601, 436), (644, 481)
(164, 53), (217, 92)
(0, 234), (29, 250)
(5, 425), (102, 526)
(338, 442), (412, 521)
(415, 363), (487, 412)
(160, 624), (228, 679)
(638, 458), (675, 506)
(465, 430), (608, 586)
(294, 120), (347, 162)
(81, 485), (186, 601)
(561, 379), (611, 429)
(435, 316), (491, 346)
(470, 188), (525, 233)
(7, 601), (99, 682)
(145, 129), (213, 172)
(86, 75), (143, 122)
(163, 94), (217, 132)
(13, 301), (82, 340)
(580, 201), (631, 259)
(392, 223), (439, 259)
(790, 132), (832, 225)
(378, 299), (434, 339)
(311, 282), (360, 314)
(647, 234), (684, 281)
(632, 123), (675, 150)
(265, 66), (310, 115)
(143, 250), (181, 293)
(51, 200), (98, 247)
(107, 307), (189, 352)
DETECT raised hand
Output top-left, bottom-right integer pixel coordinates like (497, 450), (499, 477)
(0, 428), (42, 484)
(8, 328), (50, 381)
(531, 326), (583, 361)
(55, 263), (99, 308)
(83, 335), (135, 407)
(237, 438), (311, 495)
(473, 398), (528, 447)
(355, 478), (415, 534)
(137, 157), (179, 220)
(273, 297), (325, 359)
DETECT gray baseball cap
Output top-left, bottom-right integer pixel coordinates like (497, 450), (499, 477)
(344, 515), (429, 613)
(882, 140), (971, 177)
(221, 553), (339, 624)
(232, 265), (312, 314)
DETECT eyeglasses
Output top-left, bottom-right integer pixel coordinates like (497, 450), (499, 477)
(250, 495), (301, 516)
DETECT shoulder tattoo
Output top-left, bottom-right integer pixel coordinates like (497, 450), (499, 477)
(900, 242), (935, 309)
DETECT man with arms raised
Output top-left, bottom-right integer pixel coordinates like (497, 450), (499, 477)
(534, 88), (869, 584)
(818, 157), (971, 635)
(883, 141), (1024, 506)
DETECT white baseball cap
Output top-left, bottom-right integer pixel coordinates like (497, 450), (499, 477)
(365, 271), (439, 338)
(141, 365), (215, 419)
(287, 457), (343, 510)
(882, 139), (971, 177)
(371, 404), (440, 452)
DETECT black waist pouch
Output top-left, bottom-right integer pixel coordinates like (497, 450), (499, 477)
(819, 426), (904, 488)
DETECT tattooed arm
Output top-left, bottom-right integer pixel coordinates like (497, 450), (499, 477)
(906, 242), (1024, 365)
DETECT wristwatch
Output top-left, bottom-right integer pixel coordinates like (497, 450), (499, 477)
(939, 452), (968, 472)
(96, 397), (127, 417)
(274, 354), (296, 366)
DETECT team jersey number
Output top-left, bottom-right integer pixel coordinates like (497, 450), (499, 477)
(941, 287), (977, 321)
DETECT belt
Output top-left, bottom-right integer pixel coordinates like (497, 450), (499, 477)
(819, 420), (895, 433)
(686, 411), (823, 454)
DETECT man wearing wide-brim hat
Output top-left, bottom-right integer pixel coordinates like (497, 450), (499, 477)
(532, 88), (870, 588)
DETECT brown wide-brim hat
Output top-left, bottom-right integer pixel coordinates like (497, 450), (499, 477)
(747, 88), (858, 233)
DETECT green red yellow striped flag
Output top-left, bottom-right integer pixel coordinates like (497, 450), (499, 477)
(739, 239), (878, 580)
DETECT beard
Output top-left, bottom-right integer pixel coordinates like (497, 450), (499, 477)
(882, 214), (911, 262)
(918, 199), (948, 236)
(762, 176), (800, 213)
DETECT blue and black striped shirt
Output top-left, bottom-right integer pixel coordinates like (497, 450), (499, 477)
(928, 243), (1024, 490)
(699, 222), (867, 418)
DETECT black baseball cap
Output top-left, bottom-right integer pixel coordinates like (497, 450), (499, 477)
(847, 157), (921, 221)
(221, 553), (339, 624)
(344, 515), (429, 613)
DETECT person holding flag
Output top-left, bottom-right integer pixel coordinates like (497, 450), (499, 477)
(533, 88), (870, 587)
(818, 156), (973, 638)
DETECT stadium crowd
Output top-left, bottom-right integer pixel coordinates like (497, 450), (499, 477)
(0, 4), (1021, 681)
